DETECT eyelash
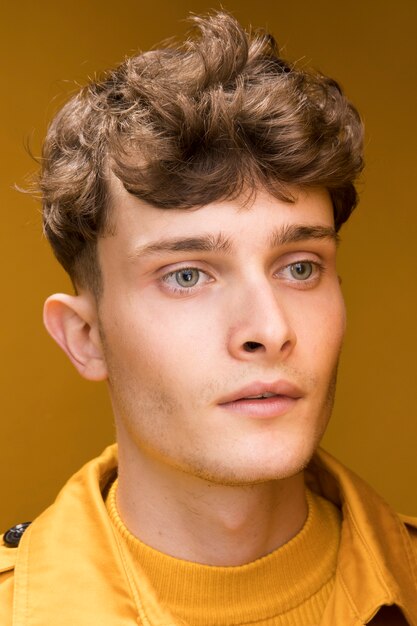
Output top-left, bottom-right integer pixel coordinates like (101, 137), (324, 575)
(160, 260), (324, 295)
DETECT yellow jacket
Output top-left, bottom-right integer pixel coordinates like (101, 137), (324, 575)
(1, 445), (416, 625)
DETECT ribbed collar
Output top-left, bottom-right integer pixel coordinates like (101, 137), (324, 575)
(107, 481), (340, 625)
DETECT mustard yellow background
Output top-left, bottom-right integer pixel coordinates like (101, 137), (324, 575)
(1, 0), (416, 530)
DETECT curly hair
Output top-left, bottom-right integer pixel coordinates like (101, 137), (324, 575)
(40, 11), (364, 294)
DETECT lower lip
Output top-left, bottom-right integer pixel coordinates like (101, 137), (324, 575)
(218, 396), (298, 419)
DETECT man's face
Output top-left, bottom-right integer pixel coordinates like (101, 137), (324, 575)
(96, 183), (345, 485)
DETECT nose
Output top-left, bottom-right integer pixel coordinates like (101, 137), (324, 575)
(227, 278), (296, 363)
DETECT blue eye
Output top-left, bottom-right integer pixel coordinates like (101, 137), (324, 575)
(289, 262), (313, 280)
(161, 266), (212, 294)
(174, 268), (201, 287)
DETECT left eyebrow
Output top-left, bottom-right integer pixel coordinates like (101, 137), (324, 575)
(269, 224), (339, 247)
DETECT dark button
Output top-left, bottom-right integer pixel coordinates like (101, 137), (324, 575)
(3, 522), (31, 547)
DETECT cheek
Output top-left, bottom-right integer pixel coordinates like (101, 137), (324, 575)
(295, 289), (346, 366)
(320, 293), (346, 366)
(141, 298), (220, 366)
(330, 290), (346, 346)
(101, 298), (210, 391)
(101, 310), (185, 430)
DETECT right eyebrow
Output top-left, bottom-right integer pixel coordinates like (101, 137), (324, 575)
(128, 232), (233, 260)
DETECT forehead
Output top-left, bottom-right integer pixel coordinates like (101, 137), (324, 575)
(105, 175), (335, 254)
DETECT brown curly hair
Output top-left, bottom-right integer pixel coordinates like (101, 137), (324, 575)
(40, 11), (364, 294)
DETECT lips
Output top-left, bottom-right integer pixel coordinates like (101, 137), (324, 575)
(218, 381), (303, 404)
(217, 381), (303, 419)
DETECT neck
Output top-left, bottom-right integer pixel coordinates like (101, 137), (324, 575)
(116, 440), (308, 566)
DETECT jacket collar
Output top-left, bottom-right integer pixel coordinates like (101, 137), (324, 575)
(12, 445), (139, 626)
(308, 449), (417, 625)
(11, 445), (417, 625)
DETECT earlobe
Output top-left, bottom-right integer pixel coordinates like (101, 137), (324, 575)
(43, 293), (108, 381)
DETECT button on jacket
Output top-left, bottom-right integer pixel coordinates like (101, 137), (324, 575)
(1, 445), (416, 625)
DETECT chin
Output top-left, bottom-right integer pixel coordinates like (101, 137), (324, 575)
(178, 442), (318, 487)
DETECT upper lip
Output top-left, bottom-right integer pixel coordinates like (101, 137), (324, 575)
(218, 381), (303, 404)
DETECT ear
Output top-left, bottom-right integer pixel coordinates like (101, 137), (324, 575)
(43, 293), (108, 381)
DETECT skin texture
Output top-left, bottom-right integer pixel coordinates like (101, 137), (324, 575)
(44, 181), (346, 565)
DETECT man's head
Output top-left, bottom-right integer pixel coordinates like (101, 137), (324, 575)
(42, 12), (363, 485)
(40, 12), (363, 296)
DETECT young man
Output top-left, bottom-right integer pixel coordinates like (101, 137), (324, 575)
(1, 11), (416, 626)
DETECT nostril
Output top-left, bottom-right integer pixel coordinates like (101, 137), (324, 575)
(244, 341), (263, 352)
